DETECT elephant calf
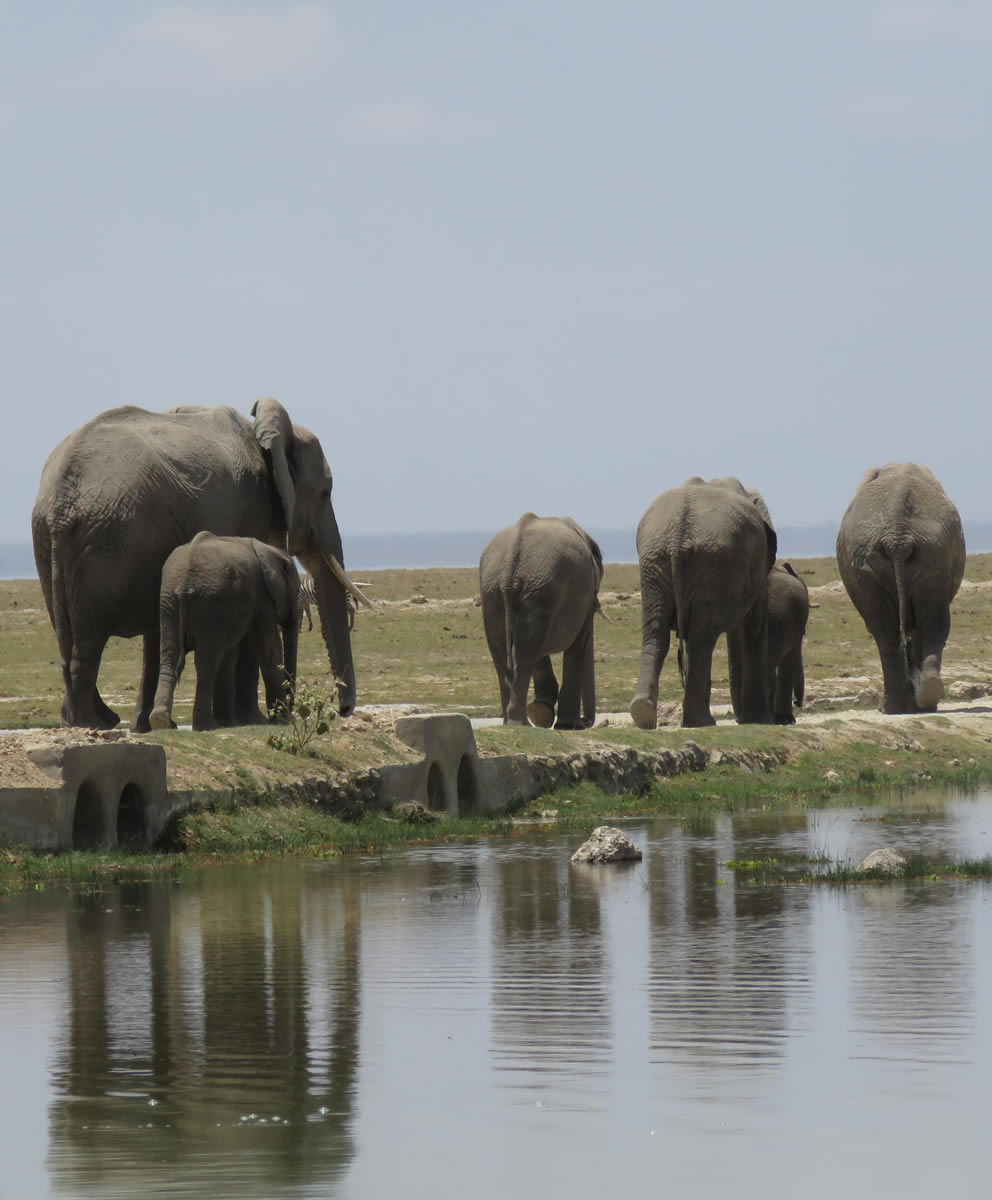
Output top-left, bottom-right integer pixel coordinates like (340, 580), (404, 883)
(479, 514), (604, 729)
(836, 463), (965, 714)
(149, 532), (301, 732)
(767, 562), (809, 724)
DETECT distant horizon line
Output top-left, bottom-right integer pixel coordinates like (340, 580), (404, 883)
(6, 520), (992, 579)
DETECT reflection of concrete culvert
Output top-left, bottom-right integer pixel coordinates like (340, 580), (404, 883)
(0, 740), (167, 852)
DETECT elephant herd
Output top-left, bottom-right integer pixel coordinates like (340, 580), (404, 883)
(30, 402), (965, 734)
(481, 464), (965, 730)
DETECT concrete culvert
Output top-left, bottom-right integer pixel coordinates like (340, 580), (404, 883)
(116, 782), (147, 848)
(72, 780), (104, 850)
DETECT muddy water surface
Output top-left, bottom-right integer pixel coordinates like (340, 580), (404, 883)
(2, 791), (992, 1199)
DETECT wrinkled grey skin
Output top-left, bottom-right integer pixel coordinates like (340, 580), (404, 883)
(836, 463), (965, 714)
(149, 533), (301, 732)
(32, 400), (355, 730)
(479, 513), (604, 729)
(767, 562), (809, 725)
(630, 477), (777, 729)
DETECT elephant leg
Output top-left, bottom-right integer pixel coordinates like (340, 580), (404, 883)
(580, 622), (597, 729)
(772, 646), (803, 724)
(213, 647), (239, 728)
(911, 597), (951, 711)
(63, 632), (118, 730)
(527, 656), (559, 728)
(191, 644), (224, 731)
(233, 642), (266, 726)
(149, 654), (183, 732)
(556, 618), (594, 730)
(731, 610), (772, 725)
(681, 631), (717, 727)
(631, 586), (674, 730)
(872, 629), (917, 714)
(132, 632), (161, 733)
(94, 687), (120, 728)
(257, 626), (287, 719)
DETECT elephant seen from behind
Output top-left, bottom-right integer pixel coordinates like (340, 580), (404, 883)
(836, 463), (965, 714)
(479, 514), (604, 729)
(767, 562), (809, 725)
(630, 476), (777, 729)
(149, 533), (301, 732)
(32, 399), (371, 731)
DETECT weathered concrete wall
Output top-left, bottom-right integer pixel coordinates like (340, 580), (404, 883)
(0, 741), (168, 852)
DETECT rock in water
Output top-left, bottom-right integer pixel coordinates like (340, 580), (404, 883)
(856, 847), (907, 874)
(570, 825), (642, 864)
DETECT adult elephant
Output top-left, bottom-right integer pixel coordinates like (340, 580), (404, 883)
(32, 399), (370, 730)
(767, 562), (809, 725)
(150, 533), (301, 732)
(630, 477), (777, 729)
(836, 463), (965, 714)
(479, 513), (604, 729)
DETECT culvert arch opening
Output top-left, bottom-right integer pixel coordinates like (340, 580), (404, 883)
(426, 761), (446, 811)
(72, 780), (104, 850)
(457, 754), (478, 816)
(116, 782), (147, 848)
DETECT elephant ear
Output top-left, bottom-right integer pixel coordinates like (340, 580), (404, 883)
(743, 489), (777, 570)
(251, 541), (299, 624)
(251, 398), (296, 538)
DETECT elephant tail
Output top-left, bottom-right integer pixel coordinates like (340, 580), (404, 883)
(502, 587), (516, 693)
(672, 550), (689, 688)
(889, 545), (917, 689)
(47, 537), (75, 690)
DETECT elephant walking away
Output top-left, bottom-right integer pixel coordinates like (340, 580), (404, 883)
(630, 477), (777, 729)
(149, 533), (301, 732)
(836, 463), (965, 714)
(767, 562), (809, 725)
(479, 514), (604, 729)
(31, 400), (371, 731)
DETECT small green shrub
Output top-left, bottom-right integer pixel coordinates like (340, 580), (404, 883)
(267, 678), (338, 757)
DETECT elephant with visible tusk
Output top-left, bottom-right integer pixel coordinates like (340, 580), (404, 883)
(150, 533), (301, 732)
(630, 476), (777, 729)
(836, 463), (965, 714)
(32, 398), (372, 731)
(479, 513), (604, 729)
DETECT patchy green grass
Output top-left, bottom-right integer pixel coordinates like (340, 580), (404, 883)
(0, 847), (188, 896)
(724, 851), (992, 886)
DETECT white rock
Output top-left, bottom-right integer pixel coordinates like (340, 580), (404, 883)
(570, 825), (642, 864)
(856, 848), (907, 874)
(823, 769), (841, 781)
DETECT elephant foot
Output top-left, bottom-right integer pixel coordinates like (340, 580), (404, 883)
(527, 700), (555, 728)
(915, 670), (944, 711)
(148, 706), (174, 731)
(554, 718), (584, 731)
(773, 712), (797, 726)
(681, 711), (716, 728)
(630, 696), (658, 730)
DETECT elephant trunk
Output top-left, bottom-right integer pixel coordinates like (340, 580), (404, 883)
(300, 554), (355, 717)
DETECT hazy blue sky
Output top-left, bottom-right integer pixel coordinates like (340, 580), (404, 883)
(3, 2), (989, 547)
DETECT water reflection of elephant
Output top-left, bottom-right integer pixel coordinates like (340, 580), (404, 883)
(49, 868), (361, 1197)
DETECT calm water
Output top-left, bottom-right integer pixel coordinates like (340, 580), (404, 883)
(2, 793), (992, 1200)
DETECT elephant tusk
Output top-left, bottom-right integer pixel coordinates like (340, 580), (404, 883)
(325, 555), (375, 609)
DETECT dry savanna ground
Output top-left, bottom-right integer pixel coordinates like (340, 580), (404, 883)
(4, 554), (992, 732)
